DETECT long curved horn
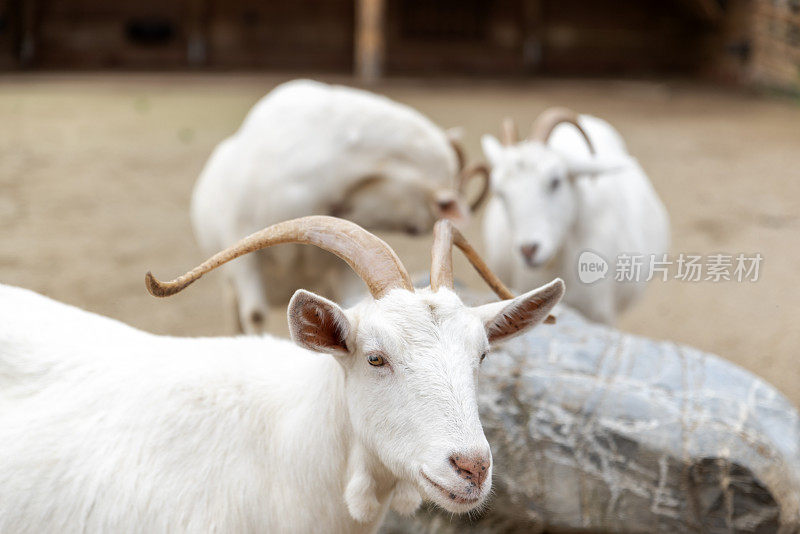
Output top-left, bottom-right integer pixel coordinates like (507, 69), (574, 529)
(430, 219), (514, 298)
(459, 163), (491, 212)
(530, 107), (595, 155)
(449, 136), (491, 213)
(449, 138), (467, 172)
(430, 219), (556, 323)
(501, 117), (518, 145)
(146, 216), (413, 299)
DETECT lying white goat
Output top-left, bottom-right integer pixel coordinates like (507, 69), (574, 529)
(192, 79), (488, 333)
(481, 108), (669, 324)
(0, 216), (562, 534)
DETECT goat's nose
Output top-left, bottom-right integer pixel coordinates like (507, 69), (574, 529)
(519, 243), (539, 264)
(449, 452), (491, 488)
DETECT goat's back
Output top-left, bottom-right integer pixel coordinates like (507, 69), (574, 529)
(0, 284), (356, 533)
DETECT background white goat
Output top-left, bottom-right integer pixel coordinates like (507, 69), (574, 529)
(0, 217), (562, 534)
(481, 108), (669, 324)
(192, 79), (488, 333)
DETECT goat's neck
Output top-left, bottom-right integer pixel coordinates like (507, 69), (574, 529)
(291, 355), (396, 528)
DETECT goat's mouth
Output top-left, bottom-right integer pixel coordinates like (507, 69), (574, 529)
(419, 470), (482, 506)
(522, 256), (544, 269)
(521, 251), (560, 270)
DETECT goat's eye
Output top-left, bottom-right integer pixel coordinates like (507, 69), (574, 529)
(549, 177), (561, 192)
(367, 353), (386, 367)
(480, 352), (487, 363)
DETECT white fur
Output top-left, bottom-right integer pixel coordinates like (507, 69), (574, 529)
(192, 79), (468, 333)
(481, 115), (669, 324)
(0, 279), (563, 533)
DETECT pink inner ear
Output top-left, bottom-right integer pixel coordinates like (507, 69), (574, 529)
(486, 303), (530, 342)
(298, 302), (348, 353)
(437, 199), (469, 226)
(486, 292), (554, 343)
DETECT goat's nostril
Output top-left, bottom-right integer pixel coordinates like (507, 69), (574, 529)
(519, 243), (539, 263)
(449, 453), (491, 487)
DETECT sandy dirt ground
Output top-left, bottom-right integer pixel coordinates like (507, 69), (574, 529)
(1, 74), (798, 404)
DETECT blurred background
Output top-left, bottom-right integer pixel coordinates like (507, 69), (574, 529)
(0, 1), (798, 401)
(1, 0), (798, 88)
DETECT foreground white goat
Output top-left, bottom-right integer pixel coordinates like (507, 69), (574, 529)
(481, 108), (669, 324)
(192, 79), (488, 333)
(0, 216), (562, 534)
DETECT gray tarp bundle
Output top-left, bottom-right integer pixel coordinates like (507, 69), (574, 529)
(384, 305), (800, 533)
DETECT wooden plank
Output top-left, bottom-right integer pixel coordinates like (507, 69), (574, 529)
(20, 0), (37, 66)
(522, 0), (545, 71)
(355, 0), (385, 83)
(187, 0), (208, 66)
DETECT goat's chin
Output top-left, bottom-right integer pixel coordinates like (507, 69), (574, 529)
(417, 470), (490, 514)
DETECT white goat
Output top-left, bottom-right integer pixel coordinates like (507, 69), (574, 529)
(0, 216), (562, 534)
(192, 79), (488, 333)
(481, 108), (669, 324)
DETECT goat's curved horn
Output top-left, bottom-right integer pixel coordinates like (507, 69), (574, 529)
(430, 219), (514, 298)
(449, 138), (466, 172)
(430, 219), (556, 323)
(501, 117), (518, 145)
(449, 136), (491, 213)
(530, 107), (595, 155)
(459, 163), (491, 212)
(146, 216), (413, 299)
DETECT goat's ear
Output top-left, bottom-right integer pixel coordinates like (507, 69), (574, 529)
(475, 279), (565, 345)
(288, 290), (351, 356)
(560, 150), (632, 179)
(481, 135), (504, 167)
(433, 189), (470, 227)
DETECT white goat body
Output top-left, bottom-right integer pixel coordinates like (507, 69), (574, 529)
(482, 114), (669, 324)
(0, 284), (379, 533)
(192, 79), (469, 332)
(0, 269), (563, 533)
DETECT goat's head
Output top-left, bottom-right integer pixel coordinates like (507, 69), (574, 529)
(145, 216), (562, 514)
(330, 130), (489, 237)
(329, 175), (470, 236)
(482, 108), (622, 268)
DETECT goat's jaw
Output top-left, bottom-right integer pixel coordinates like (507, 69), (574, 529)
(417, 468), (490, 513)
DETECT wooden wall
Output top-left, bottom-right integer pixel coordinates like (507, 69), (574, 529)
(1, 0), (797, 91)
(385, 0), (524, 74)
(36, 0), (188, 68)
(385, 0), (714, 76)
(0, 0), (21, 69)
(4, 0), (354, 70)
(206, 0), (354, 70)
